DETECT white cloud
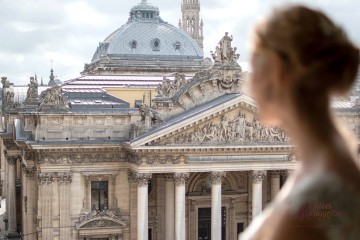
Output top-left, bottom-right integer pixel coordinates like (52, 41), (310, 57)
(0, 0), (359, 84)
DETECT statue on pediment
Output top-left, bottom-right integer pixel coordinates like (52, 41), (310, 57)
(211, 32), (240, 64)
(139, 104), (163, 126)
(156, 73), (188, 97)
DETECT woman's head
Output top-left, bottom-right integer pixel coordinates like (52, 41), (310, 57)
(250, 5), (359, 124)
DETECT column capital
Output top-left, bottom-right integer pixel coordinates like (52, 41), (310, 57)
(174, 172), (190, 186)
(209, 171), (226, 185)
(38, 173), (55, 185)
(164, 173), (175, 182)
(25, 167), (37, 180)
(6, 155), (19, 165)
(269, 170), (281, 177)
(249, 170), (267, 183)
(57, 172), (73, 184)
(128, 172), (152, 186)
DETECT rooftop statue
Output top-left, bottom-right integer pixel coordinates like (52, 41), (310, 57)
(211, 32), (240, 64)
(39, 85), (69, 111)
(25, 77), (38, 100)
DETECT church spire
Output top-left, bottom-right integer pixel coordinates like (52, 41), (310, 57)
(48, 60), (56, 86)
(180, 0), (203, 50)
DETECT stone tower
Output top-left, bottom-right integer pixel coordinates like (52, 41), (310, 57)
(179, 0), (204, 50)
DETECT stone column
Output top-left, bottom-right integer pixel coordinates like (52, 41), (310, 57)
(133, 173), (151, 240)
(269, 170), (281, 200)
(24, 167), (36, 240)
(164, 174), (175, 240)
(210, 171), (225, 240)
(38, 173), (55, 240)
(249, 171), (266, 218)
(5, 155), (19, 237)
(174, 172), (189, 240)
(58, 172), (72, 240)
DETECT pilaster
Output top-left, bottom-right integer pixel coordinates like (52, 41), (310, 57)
(38, 172), (55, 240)
(58, 172), (72, 240)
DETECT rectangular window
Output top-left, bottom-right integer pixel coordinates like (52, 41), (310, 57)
(135, 100), (143, 108)
(91, 181), (108, 211)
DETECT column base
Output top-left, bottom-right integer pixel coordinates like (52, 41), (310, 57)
(5, 232), (21, 240)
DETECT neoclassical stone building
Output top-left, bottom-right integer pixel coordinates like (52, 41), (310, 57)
(1, 1), (359, 240)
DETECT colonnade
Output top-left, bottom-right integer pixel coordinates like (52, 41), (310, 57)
(133, 170), (291, 240)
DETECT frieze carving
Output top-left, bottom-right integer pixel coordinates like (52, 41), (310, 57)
(249, 170), (267, 183)
(57, 172), (73, 184)
(131, 155), (189, 165)
(209, 172), (226, 185)
(36, 152), (126, 164)
(154, 111), (286, 145)
(174, 172), (190, 186)
(76, 209), (126, 229)
(39, 85), (69, 111)
(38, 173), (55, 185)
(128, 172), (152, 186)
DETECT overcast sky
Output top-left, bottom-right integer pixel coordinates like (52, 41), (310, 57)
(0, 0), (359, 85)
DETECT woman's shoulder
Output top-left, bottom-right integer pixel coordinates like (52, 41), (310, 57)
(285, 170), (360, 239)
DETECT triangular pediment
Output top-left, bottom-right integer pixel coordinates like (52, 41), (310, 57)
(76, 210), (127, 229)
(131, 93), (287, 148)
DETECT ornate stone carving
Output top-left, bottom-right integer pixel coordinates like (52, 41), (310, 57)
(164, 173), (174, 182)
(174, 172), (190, 186)
(209, 171), (226, 185)
(211, 32), (240, 64)
(4, 91), (19, 110)
(38, 173), (55, 185)
(39, 85), (69, 111)
(37, 152), (126, 164)
(6, 155), (19, 165)
(76, 209), (126, 229)
(57, 172), (73, 184)
(249, 171), (267, 183)
(269, 170), (281, 177)
(128, 172), (152, 186)
(25, 77), (38, 100)
(157, 110), (286, 145)
(139, 104), (163, 125)
(156, 73), (188, 97)
(25, 167), (37, 180)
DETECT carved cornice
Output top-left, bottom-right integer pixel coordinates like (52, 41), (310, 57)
(57, 173), (73, 184)
(38, 173), (55, 185)
(174, 172), (190, 186)
(209, 171), (226, 185)
(249, 170), (267, 183)
(128, 172), (152, 187)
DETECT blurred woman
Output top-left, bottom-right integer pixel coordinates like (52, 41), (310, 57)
(240, 5), (360, 240)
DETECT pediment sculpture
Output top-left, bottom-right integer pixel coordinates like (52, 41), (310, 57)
(39, 85), (69, 111)
(76, 209), (127, 229)
(151, 110), (287, 145)
(156, 73), (188, 97)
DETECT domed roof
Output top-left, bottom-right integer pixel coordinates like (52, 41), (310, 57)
(91, 0), (203, 63)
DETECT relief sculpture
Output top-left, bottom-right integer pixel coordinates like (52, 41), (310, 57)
(161, 111), (286, 145)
